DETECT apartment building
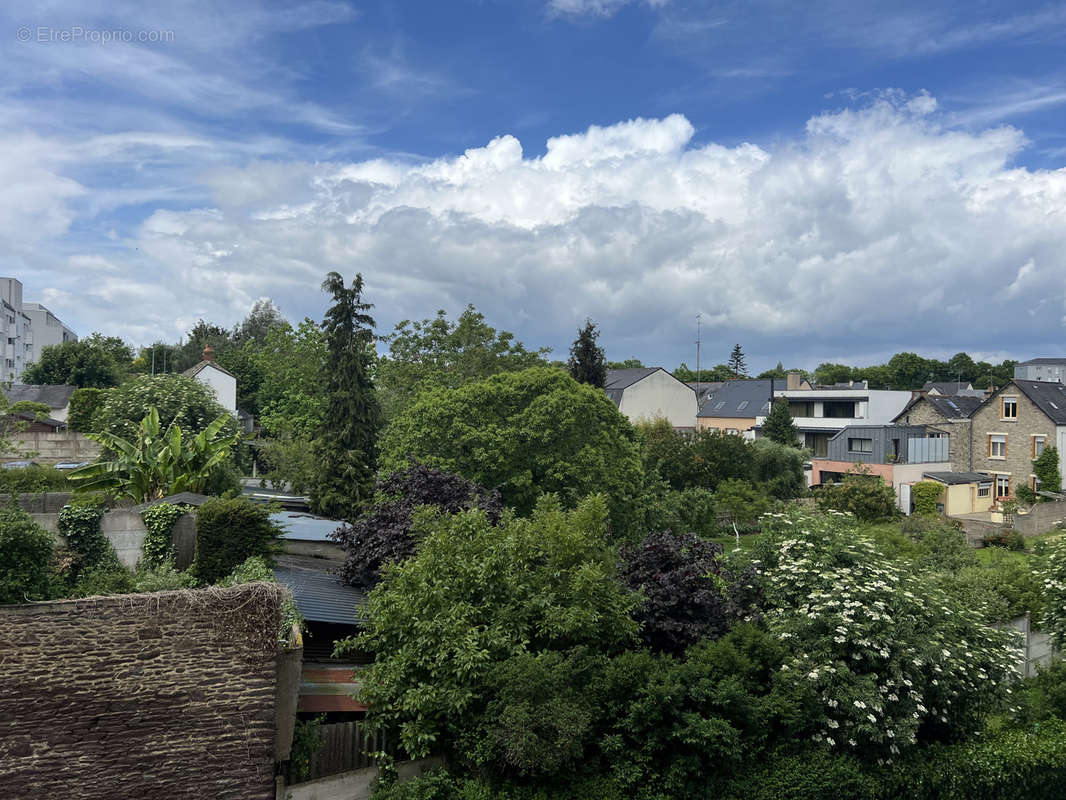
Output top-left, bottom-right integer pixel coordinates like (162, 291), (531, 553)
(0, 278), (77, 380)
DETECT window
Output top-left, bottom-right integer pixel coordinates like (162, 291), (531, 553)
(726, 428), (739, 435)
(1032, 475), (1042, 493)
(714, 401), (726, 410)
(1033, 435), (1047, 458)
(988, 434), (1007, 459)
(823, 401), (857, 418)
(995, 474), (1010, 498)
(789, 401), (814, 418)
(737, 400), (749, 411)
(847, 437), (873, 453)
(1002, 396), (1018, 420)
(977, 483), (991, 498)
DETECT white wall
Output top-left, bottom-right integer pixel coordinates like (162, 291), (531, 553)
(618, 370), (697, 428)
(195, 364), (237, 412)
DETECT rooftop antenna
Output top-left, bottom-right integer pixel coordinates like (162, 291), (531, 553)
(695, 314), (701, 409)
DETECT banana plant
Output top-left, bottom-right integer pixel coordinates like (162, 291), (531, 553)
(68, 407), (241, 502)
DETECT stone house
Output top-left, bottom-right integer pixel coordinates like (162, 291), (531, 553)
(893, 394), (982, 472)
(970, 379), (1066, 501)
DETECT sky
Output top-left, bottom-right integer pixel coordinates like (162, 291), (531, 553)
(5, 0), (1066, 373)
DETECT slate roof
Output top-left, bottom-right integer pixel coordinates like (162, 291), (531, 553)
(922, 381), (974, 395)
(1018, 358), (1066, 366)
(685, 381), (724, 405)
(1009, 379), (1066, 425)
(697, 379), (773, 419)
(3, 384), (76, 409)
(273, 564), (366, 626)
(893, 394), (982, 422)
(182, 360), (235, 379)
(923, 471), (994, 485)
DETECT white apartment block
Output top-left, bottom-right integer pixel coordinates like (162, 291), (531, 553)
(0, 278), (78, 380)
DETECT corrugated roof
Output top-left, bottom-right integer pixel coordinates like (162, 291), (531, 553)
(273, 565), (366, 626)
(3, 384), (76, 409)
(272, 510), (345, 542)
(697, 380), (772, 418)
(923, 471), (993, 485)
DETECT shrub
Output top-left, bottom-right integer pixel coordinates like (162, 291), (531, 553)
(57, 501), (120, 581)
(191, 497), (280, 585)
(220, 555), (301, 644)
(290, 715), (327, 784)
(910, 481), (943, 516)
(66, 387), (109, 432)
(720, 748), (882, 800)
(133, 563), (197, 592)
(639, 485), (718, 538)
(94, 373), (240, 442)
(0, 464), (70, 495)
(937, 556), (1043, 625)
(1037, 539), (1066, 649)
(140, 501), (186, 568)
(1014, 659), (1066, 726)
(982, 529), (1026, 551)
(0, 507), (55, 604)
(751, 438), (807, 500)
(332, 463), (502, 588)
(815, 472), (899, 521)
(72, 566), (135, 597)
(713, 478), (771, 528)
(899, 516), (977, 572)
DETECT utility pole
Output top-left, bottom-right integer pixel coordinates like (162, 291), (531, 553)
(695, 314), (701, 410)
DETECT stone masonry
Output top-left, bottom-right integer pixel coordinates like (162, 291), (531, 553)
(896, 396), (973, 472)
(0, 584), (282, 800)
(971, 385), (1055, 500)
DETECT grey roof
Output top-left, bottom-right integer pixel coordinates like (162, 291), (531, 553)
(133, 492), (211, 512)
(923, 471), (994, 485)
(183, 360), (235, 379)
(273, 564), (366, 626)
(922, 381), (974, 395)
(1009, 379), (1066, 425)
(605, 367), (660, 389)
(3, 384), (76, 409)
(926, 395), (983, 419)
(697, 379), (773, 418)
(1018, 358), (1066, 366)
(271, 510), (345, 542)
(685, 381), (724, 404)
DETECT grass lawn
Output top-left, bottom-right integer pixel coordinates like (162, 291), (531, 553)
(708, 533), (759, 553)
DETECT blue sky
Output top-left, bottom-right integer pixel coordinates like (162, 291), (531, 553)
(6, 0), (1066, 372)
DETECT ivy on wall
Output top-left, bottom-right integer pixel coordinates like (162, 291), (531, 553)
(57, 501), (119, 580)
(140, 502), (186, 568)
(911, 481), (943, 517)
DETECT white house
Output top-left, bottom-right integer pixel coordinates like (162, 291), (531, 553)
(605, 368), (697, 429)
(183, 345), (237, 414)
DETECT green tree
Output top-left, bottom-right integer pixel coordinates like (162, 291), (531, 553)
(606, 358), (644, 369)
(1034, 445), (1062, 495)
(727, 344), (748, 378)
(380, 367), (646, 537)
(22, 335), (129, 387)
(191, 497), (281, 584)
(234, 298), (287, 345)
(713, 478), (771, 526)
(751, 438), (806, 500)
(674, 362), (734, 382)
(93, 373), (240, 442)
(813, 363), (853, 386)
(567, 319), (607, 388)
(339, 495), (640, 759)
(0, 507), (55, 604)
(308, 272), (382, 521)
(171, 320), (234, 373)
(887, 352), (934, 390)
(761, 398), (798, 446)
(376, 305), (549, 419)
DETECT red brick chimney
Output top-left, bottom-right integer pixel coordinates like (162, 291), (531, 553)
(202, 344), (215, 362)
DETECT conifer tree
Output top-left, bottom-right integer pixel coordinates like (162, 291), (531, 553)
(309, 272), (382, 521)
(762, 397), (799, 447)
(568, 319), (607, 388)
(728, 344), (748, 378)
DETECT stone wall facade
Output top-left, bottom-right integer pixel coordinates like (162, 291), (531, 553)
(0, 584), (283, 800)
(971, 387), (1055, 500)
(895, 398), (973, 472)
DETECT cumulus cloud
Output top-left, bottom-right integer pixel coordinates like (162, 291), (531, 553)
(16, 93), (1066, 365)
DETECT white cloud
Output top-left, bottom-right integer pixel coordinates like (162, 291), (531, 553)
(548, 0), (669, 19)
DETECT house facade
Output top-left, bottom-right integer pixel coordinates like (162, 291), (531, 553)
(696, 379), (772, 435)
(970, 379), (1066, 501)
(893, 394), (981, 472)
(775, 387), (913, 456)
(183, 346), (237, 413)
(23, 302), (77, 358)
(605, 368), (696, 429)
(1015, 358), (1066, 384)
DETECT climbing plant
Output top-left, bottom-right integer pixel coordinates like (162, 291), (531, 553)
(911, 481), (943, 516)
(57, 501), (119, 581)
(140, 501), (186, 568)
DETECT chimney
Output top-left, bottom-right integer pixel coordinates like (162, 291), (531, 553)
(786, 371), (802, 391)
(202, 344), (215, 363)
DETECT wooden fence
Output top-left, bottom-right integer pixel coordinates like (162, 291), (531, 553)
(300, 721), (387, 783)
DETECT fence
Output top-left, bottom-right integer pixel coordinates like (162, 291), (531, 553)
(1003, 613), (1057, 679)
(298, 721), (387, 783)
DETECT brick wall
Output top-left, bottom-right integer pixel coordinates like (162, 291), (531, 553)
(0, 584), (282, 800)
(972, 387), (1055, 499)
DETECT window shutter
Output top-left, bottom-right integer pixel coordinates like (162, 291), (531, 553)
(1004, 436), (1008, 458)
(987, 434), (991, 457)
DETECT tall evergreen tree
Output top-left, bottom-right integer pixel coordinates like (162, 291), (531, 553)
(568, 319), (607, 388)
(762, 398), (799, 446)
(728, 344), (748, 378)
(309, 272), (382, 521)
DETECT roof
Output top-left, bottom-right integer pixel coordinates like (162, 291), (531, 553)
(7, 411), (65, 429)
(605, 367), (660, 390)
(685, 381), (724, 404)
(1018, 358), (1066, 366)
(273, 564), (366, 626)
(133, 492), (211, 512)
(922, 381), (973, 394)
(923, 471), (994, 485)
(893, 394), (982, 422)
(1007, 379), (1066, 425)
(697, 379), (772, 419)
(182, 360), (235, 379)
(3, 384), (76, 409)
(271, 510), (345, 542)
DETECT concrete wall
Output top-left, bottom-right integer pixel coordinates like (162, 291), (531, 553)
(4, 430), (100, 464)
(619, 370), (697, 429)
(1014, 499), (1066, 534)
(0, 584), (283, 800)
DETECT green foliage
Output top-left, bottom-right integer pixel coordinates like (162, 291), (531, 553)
(0, 507), (55, 604)
(607, 358), (644, 370)
(815, 471), (899, 521)
(192, 499), (280, 585)
(982, 529), (1027, 551)
(673, 362), (734, 383)
(751, 438), (806, 500)
(727, 344), (747, 378)
(140, 501), (186, 567)
(72, 566), (135, 597)
(1036, 539), (1066, 649)
(308, 272), (383, 521)
(220, 555), (301, 644)
(750, 509), (1020, 759)
(897, 516), (977, 573)
(376, 305), (549, 420)
(1034, 445), (1062, 495)
(94, 374), (240, 442)
(1015, 485), (1038, 505)
(720, 748), (883, 800)
(380, 368), (646, 538)
(762, 398), (799, 446)
(290, 715), (326, 783)
(640, 485), (718, 538)
(911, 481), (943, 516)
(66, 387), (109, 432)
(69, 407), (240, 502)
(132, 562), (196, 592)
(22, 334), (130, 387)
(567, 319), (606, 388)
(1015, 659), (1066, 726)
(814, 352), (1016, 391)
(0, 464), (70, 494)
(255, 318), (328, 440)
(342, 496), (640, 759)
(57, 501), (119, 580)
(713, 478), (771, 526)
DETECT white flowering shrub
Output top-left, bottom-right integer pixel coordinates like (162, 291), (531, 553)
(750, 509), (1020, 761)
(1037, 538), (1066, 650)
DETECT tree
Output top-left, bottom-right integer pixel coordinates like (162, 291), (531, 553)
(0, 507), (55, 604)
(22, 336), (128, 387)
(813, 363), (853, 386)
(93, 374), (240, 442)
(171, 320), (234, 373)
(1034, 445), (1062, 496)
(308, 272), (382, 521)
(331, 463), (502, 588)
(68, 407), (240, 502)
(191, 496), (281, 584)
(751, 438), (806, 500)
(234, 298), (287, 345)
(379, 367), (646, 537)
(607, 358), (644, 369)
(887, 351), (934, 390)
(376, 305), (549, 419)
(567, 319), (607, 388)
(674, 362), (734, 383)
(814, 469), (898, 521)
(762, 398), (798, 446)
(727, 344), (747, 378)
(338, 495), (640, 759)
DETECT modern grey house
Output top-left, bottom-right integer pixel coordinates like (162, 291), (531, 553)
(1015, 359), (1066, 384)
